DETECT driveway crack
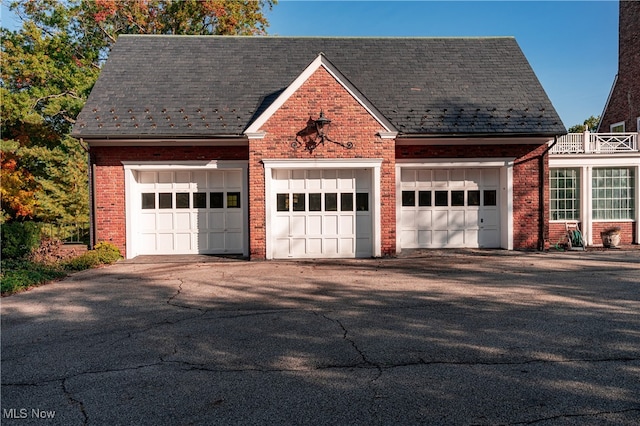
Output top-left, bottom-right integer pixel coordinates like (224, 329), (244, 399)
(61, 378), (88, 425)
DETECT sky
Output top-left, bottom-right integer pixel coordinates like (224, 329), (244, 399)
(1, 0), (619, 129)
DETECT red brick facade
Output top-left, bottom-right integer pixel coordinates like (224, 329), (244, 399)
(599, 0), (640, 132)
(550, 222), (635, 247)
(248, 67), (397, 258)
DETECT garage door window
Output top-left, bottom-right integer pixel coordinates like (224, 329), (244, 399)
(452, 191), (465, 206)
(193, 193), (206, 208)
(142, 193), (155, 209)
(159, 193), (172, 209)
(176, 193), (190, 209)
(418, 191), (431, 207)
(435, 191), (448, 206)
(483, 190), (497, 206)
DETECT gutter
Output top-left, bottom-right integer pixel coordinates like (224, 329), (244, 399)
(79, 138), (95, 250)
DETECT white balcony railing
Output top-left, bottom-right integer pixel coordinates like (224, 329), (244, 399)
(550, 131), (638, 154)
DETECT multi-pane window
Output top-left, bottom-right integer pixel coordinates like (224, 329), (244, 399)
(592, 168), (635, 220)
(550, 168), (580, 220)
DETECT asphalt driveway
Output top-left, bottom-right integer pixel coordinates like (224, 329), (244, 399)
(2, 250), (640, 425)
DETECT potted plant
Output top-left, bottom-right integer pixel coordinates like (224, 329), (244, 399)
(600, 227), (621, 248)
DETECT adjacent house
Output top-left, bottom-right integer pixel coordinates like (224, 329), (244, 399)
(72, 36), (566, 259)
(549, 0), (639, 247)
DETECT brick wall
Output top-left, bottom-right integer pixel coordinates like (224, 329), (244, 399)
(396, 143), (549, 250)
(592, 222), (636, 246)
(599, 0), (640, 132)
(91, 145), (248, 257)
(249, 66), (397, 259)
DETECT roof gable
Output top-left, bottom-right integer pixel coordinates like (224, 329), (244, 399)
(245, 53), (395, 136)
(73, 36), (565, 139)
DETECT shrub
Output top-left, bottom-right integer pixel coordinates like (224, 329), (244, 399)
(62, 241), (121, 271)
(1, 221), (42, 259)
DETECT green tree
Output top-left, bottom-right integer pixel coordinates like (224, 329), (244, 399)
(567, 115), (600, 133)
(1, 0), (276, 224)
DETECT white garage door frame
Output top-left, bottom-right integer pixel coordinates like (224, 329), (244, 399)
(123, 160), (249, 259)
(263, 158), (383, 260)
(396, 158), (515, 253)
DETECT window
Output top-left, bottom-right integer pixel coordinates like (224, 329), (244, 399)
(610, 121), (625, 133)
(325, 193), (337, 211)
(277, 194), (289, 211)
(159, 193), (172, 209)
(483, 190), (497, 206)
(292, 193), (305, 211)
(193, 193), (207, 208)
(402, 191), (415, 207)
(210, 192), (224, 209)
(356, 193), (369, 211)
(451, 191), (465, 206)
(435, 191), (448, 206)
(142, 193), (155, 209)
(176, 193), (190, 209)
(341, 193), (353, 211)
(309, 193), (321, 211)
(468, 191), (480, 206)
(227, 192), (241, 208)
(592, 168), (635, 220)
(418, 191), (431, 207)
(550, 168), (580, 220)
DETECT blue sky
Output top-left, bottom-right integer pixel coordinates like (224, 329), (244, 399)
(2, 1), (619, 129)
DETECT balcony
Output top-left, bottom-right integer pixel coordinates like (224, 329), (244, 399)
(550, 131), (638, 155)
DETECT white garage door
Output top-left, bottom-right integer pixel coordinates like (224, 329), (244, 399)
(135, 169), (244, 255)
(400, 168), (500, 248)
(271, 169), (372, 258)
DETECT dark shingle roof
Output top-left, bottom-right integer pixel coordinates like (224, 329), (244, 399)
(73, 36), (565, 139)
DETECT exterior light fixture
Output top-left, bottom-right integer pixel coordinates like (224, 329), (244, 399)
(292, 110), (354, 153)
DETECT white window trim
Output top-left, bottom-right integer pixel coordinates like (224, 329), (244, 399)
(395, 158), (515, 251)
(610, 121), (625, 132)
(122, 161), (249, 259)
(262, 158), (383, 259)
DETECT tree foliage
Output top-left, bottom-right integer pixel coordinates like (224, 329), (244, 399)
(567, 115), (600, 133)
(1, 0), (276, 224)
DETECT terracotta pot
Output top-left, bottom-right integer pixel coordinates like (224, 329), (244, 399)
(601, 232), (621, 248)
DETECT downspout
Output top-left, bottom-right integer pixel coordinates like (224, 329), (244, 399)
(79, 138), (95, 250)
(538, 136), (559, 251)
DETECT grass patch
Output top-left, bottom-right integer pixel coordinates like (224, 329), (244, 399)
(1, 242), (122, 296)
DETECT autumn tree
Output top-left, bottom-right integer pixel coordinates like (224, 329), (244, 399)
(1, 0), (276, 224)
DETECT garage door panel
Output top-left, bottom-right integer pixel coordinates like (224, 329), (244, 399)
(433, 210), (448, 229)
(141, 213), (156, 230)
(291, 216), (305, 234)
(400, 168), (501, 249)
(157, 233), (174, 250)
(175, 213), (191, 230)
(226, 211), (243, 229)
(308, 238), (322, 254)
(401, 210), (415, 227)
(325, 238), (338, 255)
(339, 238), (354, 254)
(449, 210), (465, 228)
(291, 238), (306, 254)
(418, 230), (432, 245)
(176, 233), (191, 251)
(340, 215), (354, 234)
(134, 169), (245, 255)
(158, 213), (173, 230)
(324, 216), (338, 234)
(416, 210), (432, 228)
(307, 215), (322, 234)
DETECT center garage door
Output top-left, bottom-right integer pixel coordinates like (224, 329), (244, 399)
(400, 168), (501, 248)
(270, 169), (373, 258)
(130, 168), (246, 256)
